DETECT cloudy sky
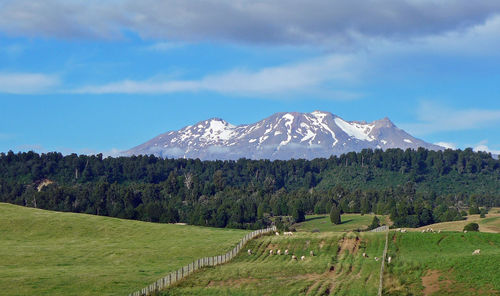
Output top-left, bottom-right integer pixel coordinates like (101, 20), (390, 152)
(1, 0), (500, 155)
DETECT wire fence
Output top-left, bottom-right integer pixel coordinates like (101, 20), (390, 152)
(128, 225), (277, 296)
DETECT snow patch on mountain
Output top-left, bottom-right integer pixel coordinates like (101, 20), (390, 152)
(334, 117), (375, 142)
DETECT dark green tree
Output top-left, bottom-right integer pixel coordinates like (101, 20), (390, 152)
(369, 216), (380, 230)
(330, 205), (341, 225)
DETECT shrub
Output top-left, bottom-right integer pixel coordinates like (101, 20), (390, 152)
(480, 208), (487, 218)
(463, 223), (479, 232)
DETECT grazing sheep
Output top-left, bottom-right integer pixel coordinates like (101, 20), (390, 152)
(269, 250), (273, 255)
(374, 257), (379, 261)
(401, 229), (407, 233)
(464, 230), (468, 233)
(291, 255), (297, 260)
(387, 256), (392, 264)
(247, 249), (252, 255)
(362, 252), (367, 258)
(472, 249), (481, 255)
(310, 250), (314, 256)
(284, 249), (289, 255)
(422, 230), (426, 233)
(396, 228), (401, 232)
(301, 255), (306, 261)
(277, 249), (281, 255)
(275, 232), (280, 236)
(284, 231), (294, 236)
(438, 230), (442, 233)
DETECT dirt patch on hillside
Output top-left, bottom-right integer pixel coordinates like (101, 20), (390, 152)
(319, 240), (326, 249)
(265, 243), (280, 250)
(421, 270), (498, 296)
(421, 270), (452, 295)
(338, 236), (360, 255)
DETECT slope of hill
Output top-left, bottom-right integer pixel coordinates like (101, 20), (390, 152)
(160, 231), (500, 295)
(160, 232), (385, 295)
(0, 203), (249, 296)
(125, 111), (443, 160)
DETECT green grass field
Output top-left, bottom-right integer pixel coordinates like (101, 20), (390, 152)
(295, 214), (388, 232)
(414, 212), (500, 233)
(0, 203), (249, 296)
(385, 231), (500, 295)
(160, 231), (386, 296)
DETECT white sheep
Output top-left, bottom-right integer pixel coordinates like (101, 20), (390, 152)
(275, 232), (280, 236)
(247, 249), (252, 255)
(269, 249), (273, 255)
(437, 230), (442, 233)
(464, 230), (468, 233)
(401, 229), (407, 233)
(374, 257), (379, 261)
(362, 252), (367, 258)
(387, 256), (392, 264)
(472, 249), (481, 255)
(310, 250), (314, 256)
(277, 249), (281, 255)
(284, 231), (294, 236)
(284, 249), (289, 255)
(301, 255), (306, 260)
(291, 255), (297, 260)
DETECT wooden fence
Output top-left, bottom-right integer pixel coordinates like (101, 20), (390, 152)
(128, 225), (277, 296)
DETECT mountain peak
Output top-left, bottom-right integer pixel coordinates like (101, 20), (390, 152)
(125, 111), (442, 160)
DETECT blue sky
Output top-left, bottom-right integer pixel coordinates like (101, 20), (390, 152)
(1, 0), (500, 156)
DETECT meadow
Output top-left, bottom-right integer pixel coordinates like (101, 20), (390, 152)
(160, 231), (387, 295)
(414, 211), (500, 233)
(0, 203), (248, 295)
(295, 213), (388, 232)
(385, 231), (500, 295)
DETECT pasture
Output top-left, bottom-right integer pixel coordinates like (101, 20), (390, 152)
(160, 231), (387, 295)
(0, 203), (249, 295)
(385, 231), (500, 295)
(414, 212), (500, 233)
(295, 213), (388, 232)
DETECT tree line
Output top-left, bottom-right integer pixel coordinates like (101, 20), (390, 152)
(0, 148), (498, 229)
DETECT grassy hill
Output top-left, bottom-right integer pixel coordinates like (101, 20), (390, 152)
(0, 203), (249, 296)
(412, 211), (500, 233)
(386, 231), (500, 295)
(160, 231), (386, 295)
(295, 214), (389, 232)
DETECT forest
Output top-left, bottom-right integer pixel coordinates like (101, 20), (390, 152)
(0, 148), (498, 229)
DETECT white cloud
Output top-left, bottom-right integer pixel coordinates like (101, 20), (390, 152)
(434, 142), (457, 150)
(401, 101), (500, 136)
(72, 54), (363, 98)
(0, 72), (60, 94)
(473, 140), (500, 155)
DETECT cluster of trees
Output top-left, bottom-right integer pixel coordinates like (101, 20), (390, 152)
(0, 148), (499, 229)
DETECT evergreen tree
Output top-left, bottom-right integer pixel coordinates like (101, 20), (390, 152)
(330, 205), (341, 224)
(369, 216), (380, 230)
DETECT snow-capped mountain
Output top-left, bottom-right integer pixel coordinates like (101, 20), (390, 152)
(125, 111), (443, 160)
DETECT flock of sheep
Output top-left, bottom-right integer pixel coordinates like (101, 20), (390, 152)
(246, 231), (314, 261)
(248, 229), (481, 267)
